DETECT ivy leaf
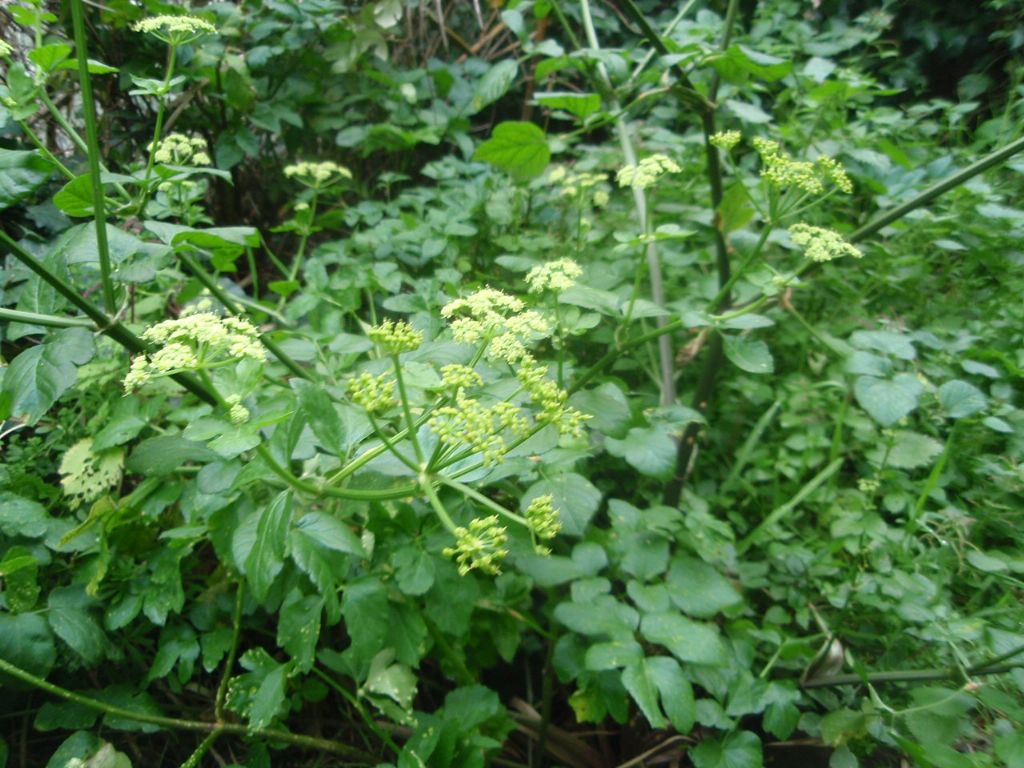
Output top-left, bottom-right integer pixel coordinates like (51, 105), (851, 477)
(2, 327), (94, 425)
(245, 491), (293, 601)
(0, 149), (55, 209)
(938, 380), (987, 419)
(474, 121), (550, 180)
(691, 730), (763, 768)
(854, 374), (923, 426)
(722, 335), (774, 374)
(522, 472), (601, 536)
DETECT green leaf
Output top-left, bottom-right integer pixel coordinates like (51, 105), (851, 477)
(904, 687), (972, 747)
(666, 555), (743, 618)
(245, 491), (294, 601)
(522, 472), (601, 536)
(723, 335), (774, 374)
(938, 380), (987, 419)
(712, 45), (792, 83)
(854, 373), (923, 427)
(867, 430), (944, 469)
(0, 613), (56, 680)
(535, 91), (602, 118)
(583, 640), (644, 671)
(2, 327), (94, 425)
(277, 590), (323, 671)
(570, 382), (632, 438)
(850, 330), (916, 360)
(640, 612), (728, 665)
(723, 99), (772, 124)
(554, 597), (638, 640)
(292, 379), (346, 455)
(473, 121), (550, 180)
(0, 493), (50, 537)
(966, 549), (1008, 573)
(249, 661), (290, 729)
(470, 59), (518, 114)
(293, 512), (364, 557)
(995, 730), (1024, 768)
(605, 425), (676, 477)
(820, 708), (874, 746)
(126, 435), (220, 475)
(29, 43), (72, 72)
(47, 586), (108, 665)
(691, 731), (763, 768)
(393, 545), (436, 596)
(363, 650), (417, 710)
(646, 656), (695, 733)
(0, 149), (55, 210)
(35, 700), (98, 731)
(52, 173), (119, 217)
(622, 659), (667, 729)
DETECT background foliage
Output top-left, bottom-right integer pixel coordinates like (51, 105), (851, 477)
(1, 1), (1023, 767)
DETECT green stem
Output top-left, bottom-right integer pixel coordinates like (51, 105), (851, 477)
(708, 223), (773, 310)
(0, 308), (94, 328)
(138, 44), (178, 215)
(39, 91), (89, 155)
(420, 474), (458, 534)
(367, 413), (420, 473)
(579, 0), (675, 406)
(392, 354), (425, 465)
(311, 667), (400, 755)
(0, 656), (371, 759)
(214, 581), (245, 721)
(910, 422), (958, 531)
(802, 658), (1024, 689)
(179, 731), (220, 768)
(16, 120), (74, 179)
(256, 444), (417, 501)
(440, 478), (528, 526)
(70, 0), (115, 313)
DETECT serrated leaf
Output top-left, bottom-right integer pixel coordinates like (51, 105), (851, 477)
(0, 493), (50, 537)
(2, 327), (94, 424)
(850, 330), (916, 360)
(667, 555), (743, 618)
(723, 335), (774, 374)
(867, 430), (944, 470)
(605, 425), (676, 477)
(0, 613), (56, 680)
(126, 435), (220, 475)
(854, 374), (922, 426)
(470, 59), (518, 114)
(293, 512), (364, 557)
(646, 656), (695, 733)
(363, 650), (417, 710)
(277, 590), (323, 671)
(473, 121), (550, 180)
(47, 586), (107, 665)
(245, 492), (293, 601)
(938, 379), (987, 419)
(249, 661), (289, 729)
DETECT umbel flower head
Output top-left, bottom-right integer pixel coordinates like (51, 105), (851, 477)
(132, 14), (217, 45)
(709, 131), (742, 151)
(789, 223), (863, 262)
(284, 160), (352, 189)
(525, 494), (562, 554)
(152, 133), (210, 166)
(428, 390), (529, 467)
(443, 515), (509, 576)
(526, 258), (582, 294)
(616, 154), (681, 190)
(347, 372), (395, 413)
(753, 138), (853, 195)
(124, 305), (265, 393)
(441, 287), (550, 364)
(549, 166), (608, 205)
(367, 319), (423, 354)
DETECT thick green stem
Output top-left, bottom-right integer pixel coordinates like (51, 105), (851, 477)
(441, 478), (528, 526)
(0, 307), (94, 328)
(0, 656), (371, 759)
(16, 120), (74, 179)
(137, 44), (178, 215)
(392, 354), (425, 465)
(214, 581), (245, 721)
(256, 444), (418, 501)
(38, 91), (89, 155)
(70, 0), (115, 313)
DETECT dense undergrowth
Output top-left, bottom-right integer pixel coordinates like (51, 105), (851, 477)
(1, 1), (1024, 766)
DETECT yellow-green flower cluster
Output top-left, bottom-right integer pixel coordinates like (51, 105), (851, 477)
(0, 38), (13, 58)
(525, 494), (561, 554)
(441, 288), (550, 364)
(710, 131), (742, 151)
(549, 166), (608, 206)
(442, 515), (509, 576)
(429, 390), (529, 466)
(152, 133), (210, 166)
(226, 394), (250, 424)
(124, 309), (265, 393)
(615, 154), (681, 190)
(754, 139), (853, 195)
(526, 258), (582, 294)
(367, 319), (423, 354)
(439, 364), (483, 390)
(347, 372), (394, 413)
(788, 223), (863, 262)
(284, 160), (352, 188)
(132, 14), (217, 44)
(517, 360), (589, 438)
